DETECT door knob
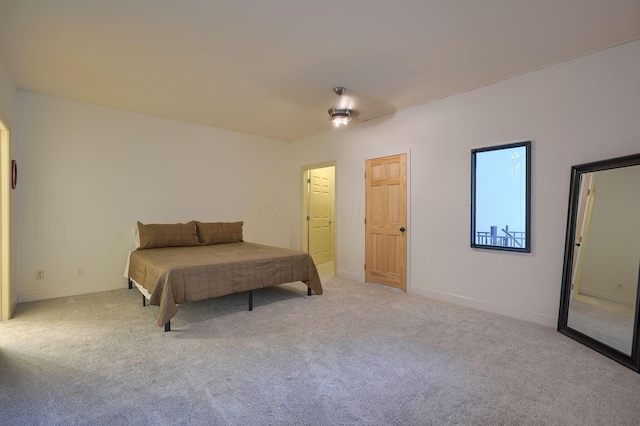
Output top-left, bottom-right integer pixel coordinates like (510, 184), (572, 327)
(400, 227), (406, 232)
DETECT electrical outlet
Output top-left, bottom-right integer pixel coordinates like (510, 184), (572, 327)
(76, 266), (84, 276)
(36, 270), (44, 280)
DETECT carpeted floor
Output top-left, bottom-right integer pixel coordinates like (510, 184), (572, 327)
(1, 269), (640, 425)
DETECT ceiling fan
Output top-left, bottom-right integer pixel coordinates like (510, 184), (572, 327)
(328, 87), (354, 127)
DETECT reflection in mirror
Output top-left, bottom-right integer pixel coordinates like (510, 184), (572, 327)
(567, 168), (640, 355)
(559, 153), (640, 372)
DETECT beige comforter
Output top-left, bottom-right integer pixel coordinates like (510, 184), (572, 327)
(127, 242), (322, 327)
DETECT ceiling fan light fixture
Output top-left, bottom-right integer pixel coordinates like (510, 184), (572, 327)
(328, 106), (352, 126)
(328, 86), (353, 127)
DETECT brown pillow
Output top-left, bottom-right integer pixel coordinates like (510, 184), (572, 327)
(137, 221), (197, 249)
(196, 221), (244, 245)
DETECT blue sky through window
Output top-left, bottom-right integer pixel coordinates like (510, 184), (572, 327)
(472, 142), (529, 251)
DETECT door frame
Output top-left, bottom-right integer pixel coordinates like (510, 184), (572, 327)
(570, 173), (595, 301)
(0, 110), (12, 321)
(363, 149), (411, 291)
(301, 161), (337, 272)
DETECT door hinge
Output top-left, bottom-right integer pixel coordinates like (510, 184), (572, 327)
(307, 178), (311, 183)
(306, 216), (310, 221)
(364, 218), (366, 225)
(364, 264), (366, 270)
(364, 172), (366, 179)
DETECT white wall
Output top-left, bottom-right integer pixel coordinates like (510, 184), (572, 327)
(289, 40), (640, 326)
(15, 92), (294, 302)
(0, 51), (14, 123)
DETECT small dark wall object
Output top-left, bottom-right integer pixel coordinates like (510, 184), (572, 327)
(11, 160), (16, 189)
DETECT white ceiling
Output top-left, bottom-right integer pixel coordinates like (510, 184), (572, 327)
(0, 1), (639, 141)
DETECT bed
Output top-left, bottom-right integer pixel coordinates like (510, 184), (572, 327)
(125, 221), (322, 331)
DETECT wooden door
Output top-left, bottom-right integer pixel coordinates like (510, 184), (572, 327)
(365, 154), (407, 290)
(308, 167), (333, 264)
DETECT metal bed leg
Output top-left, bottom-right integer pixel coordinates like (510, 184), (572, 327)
(142, 294), (146, 307)
(248, 291), (253, 311)
(308, 287), (312, 296)
(164, 321), (171, 332)
(128, 278), (132, 289)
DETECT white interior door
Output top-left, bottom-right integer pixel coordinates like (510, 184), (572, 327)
(308, 166), (334, 264)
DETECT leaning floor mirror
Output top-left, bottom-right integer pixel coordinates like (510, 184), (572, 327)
(558, 152), (640, 372)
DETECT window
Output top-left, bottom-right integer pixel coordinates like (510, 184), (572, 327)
(471, 141), (531, 252)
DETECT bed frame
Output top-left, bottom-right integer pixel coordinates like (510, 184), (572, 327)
(128, 277), (312, 332)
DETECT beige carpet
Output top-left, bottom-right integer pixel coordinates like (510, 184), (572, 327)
(2, 271), (640, 425)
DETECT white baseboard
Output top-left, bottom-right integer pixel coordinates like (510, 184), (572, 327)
(580, 288), (635, 306)
(410, 286), (558, 327)
(337, 270), (363, 282)
(18, 280), (128, 303)
(333, 272), (556, 327)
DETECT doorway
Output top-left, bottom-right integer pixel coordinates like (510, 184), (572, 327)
(570, 172), (594, 301)
(0, 113), (11, 321)
(365, 153), (408, 290)
(302, 163), (336, 277)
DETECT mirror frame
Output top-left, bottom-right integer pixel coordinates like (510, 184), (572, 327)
(558, 152), (640, 372)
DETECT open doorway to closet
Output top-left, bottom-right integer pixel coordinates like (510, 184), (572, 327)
(301, 163), (336, 278)
(0, 113), (12, 321)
